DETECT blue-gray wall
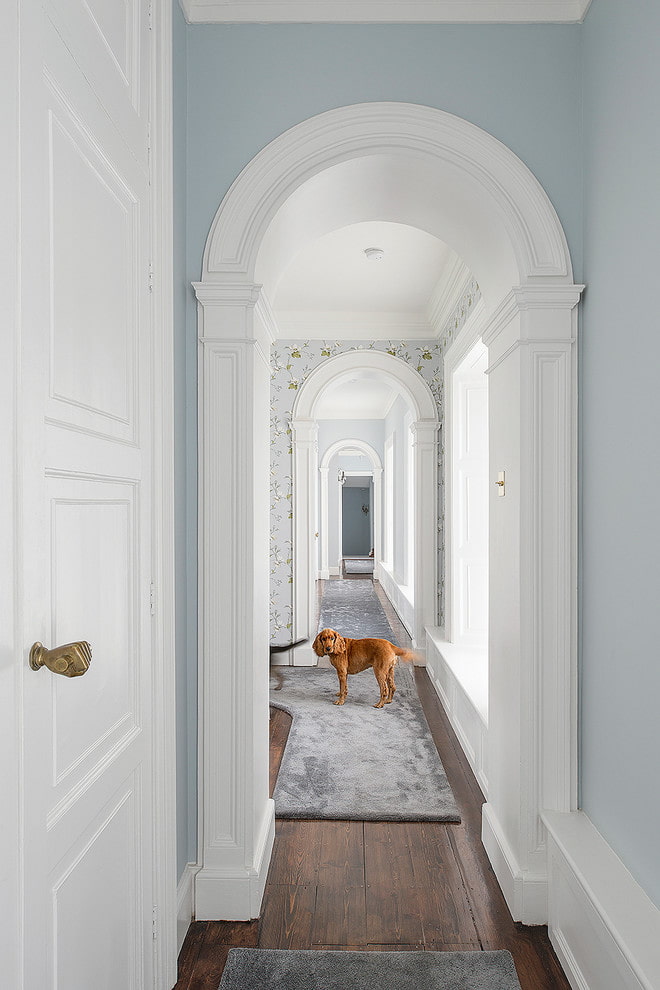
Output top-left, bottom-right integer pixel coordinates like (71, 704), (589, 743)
(174, 10), (660, 910)
(342, 487), (372, 556)
(581, 0), (660, 907)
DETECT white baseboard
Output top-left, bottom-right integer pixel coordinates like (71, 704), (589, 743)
(176, 862), (200, 953)
(481, 802), (548, 924)
(195, 800), (275, 920)
(543, 811), (660, 990)
(424, 627), (488, 796)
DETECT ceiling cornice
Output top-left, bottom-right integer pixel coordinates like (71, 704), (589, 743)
(274, 310), (434, 340)
(179, 0), (593, 25)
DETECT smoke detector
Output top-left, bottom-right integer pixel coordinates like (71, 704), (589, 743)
(363, 247), (384, 261)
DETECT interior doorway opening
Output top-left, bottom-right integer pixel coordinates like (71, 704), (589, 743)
(194, 102), (580, 925)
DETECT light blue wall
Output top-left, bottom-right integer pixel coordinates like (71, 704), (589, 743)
(186, 24), (583, 285)
(174, 14), (660, 910)
(581, 0), (660, 908)
(178, 16), (582, 887)
(342, 487), (372, 556)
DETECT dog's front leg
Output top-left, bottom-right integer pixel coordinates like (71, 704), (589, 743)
(332, 660), (348, 705)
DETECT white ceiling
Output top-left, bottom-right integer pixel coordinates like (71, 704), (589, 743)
(274, 221), (454, 315)
(180, 0), (593, 24)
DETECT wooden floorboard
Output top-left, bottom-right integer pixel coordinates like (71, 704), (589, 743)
(173, 578), (572, 990)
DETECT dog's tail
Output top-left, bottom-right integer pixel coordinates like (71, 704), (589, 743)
(393, 645), (420, 664)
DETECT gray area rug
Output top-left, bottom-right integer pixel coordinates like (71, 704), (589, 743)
(271, 663), (460, 821)
(344, 558), (375, 574)
(318, 579), (392, 638)
(219, 948), (522, 990)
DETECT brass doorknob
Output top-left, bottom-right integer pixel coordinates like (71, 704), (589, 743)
(29, 641), (92, 677)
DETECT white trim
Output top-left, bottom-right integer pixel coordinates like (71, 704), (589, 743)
(195, 102), (581, 934)
(425, 628), (488, 796)
(180, 0), (593, 25)
(201, 104), (572, 292)
(377, 562), (415, 639)
(0, 4), (20, 985)
(319, 439), (382, 584)
(442, 298), (486, 642)
(275, 311), (433, 339)
(482, 803), (549, 923)
(176, 863), (200, 953)
(427, 257), (475, 336)
(543, 811), (660, 990)
(292, 350), (438, 648)
(149, 1), (178, 982)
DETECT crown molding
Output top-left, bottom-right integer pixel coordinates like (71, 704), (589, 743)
(274, 310), (434, 339)
(179, 0), (593, 25)
(427, 257), (474, 336)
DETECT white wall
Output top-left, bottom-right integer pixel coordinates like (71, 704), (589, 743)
(384, 395), (414, 588)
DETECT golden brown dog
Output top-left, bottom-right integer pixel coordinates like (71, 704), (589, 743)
(312, 628), (417, 708)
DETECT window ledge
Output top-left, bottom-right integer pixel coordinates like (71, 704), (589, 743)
(425, 627), (488, 724)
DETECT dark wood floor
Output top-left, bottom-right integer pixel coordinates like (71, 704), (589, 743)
(174, 580), (571, 990)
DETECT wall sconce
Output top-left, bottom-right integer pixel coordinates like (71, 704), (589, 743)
(361, 504), (369, 515)
(338, 470), (346, 485)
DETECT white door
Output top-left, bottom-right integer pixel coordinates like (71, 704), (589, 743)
(19, 0), (157, 986)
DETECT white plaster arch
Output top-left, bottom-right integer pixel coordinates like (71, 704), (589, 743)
(201, 102), (573, 309)
(320, 437), (382, 471)
(291, 349), (438, 651)
(318, 438), (382, 585)
(293, 349), (438, 422)
(193, 101), (583, 928)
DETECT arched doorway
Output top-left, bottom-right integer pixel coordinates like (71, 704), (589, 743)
(291, 350), (439, 653)
(193, 103), (582, 925)
(319, 438), (382, 580)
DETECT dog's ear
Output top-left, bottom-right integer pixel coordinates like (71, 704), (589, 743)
(333, 633), (346, 653)
(312, 633), (324, 657)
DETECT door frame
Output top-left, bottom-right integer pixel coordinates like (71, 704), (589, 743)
(194, 102), (582, 923)
(319, 439), (382, 580)
(292, 351), (438, 650)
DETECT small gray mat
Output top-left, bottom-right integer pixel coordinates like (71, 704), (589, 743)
(344, 558), (375, 574)
(271, 665), (460, 821)
(219, 948), (522, 990)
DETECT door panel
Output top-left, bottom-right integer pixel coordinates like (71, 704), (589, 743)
(20, 1), (154, 986)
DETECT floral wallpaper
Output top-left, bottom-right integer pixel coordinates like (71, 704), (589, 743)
(269, 278), (481, 641)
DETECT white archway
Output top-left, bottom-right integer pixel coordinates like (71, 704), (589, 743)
(193, 102), (582, 926)
(319, 438), (382, 582)
(291, 350), (439, 653)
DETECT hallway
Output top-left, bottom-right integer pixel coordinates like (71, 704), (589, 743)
(174, 582), (571, 990)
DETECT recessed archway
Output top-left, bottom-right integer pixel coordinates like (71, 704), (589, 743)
(291, 349), (439, 655)
(319, 438), (382, 582)
(193, 102), (582, 925)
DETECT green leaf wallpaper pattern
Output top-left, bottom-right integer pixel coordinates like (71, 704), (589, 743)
(269, 279), (480, 641)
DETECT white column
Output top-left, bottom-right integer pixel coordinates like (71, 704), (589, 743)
(411, 421), (439, 648)
(193, 281), (274, 920)
(291, 419), (318, 664)
(319, 466), (330, 580)
(372, 466), (383, 569)
(480, 284), (582, 923)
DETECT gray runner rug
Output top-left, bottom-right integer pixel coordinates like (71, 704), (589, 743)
(219, 948), (522, 990)
(317, 578), (393, 639)
(271, 662), (460, 821)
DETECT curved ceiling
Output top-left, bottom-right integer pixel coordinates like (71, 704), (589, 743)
(254, 153), (513, 336)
